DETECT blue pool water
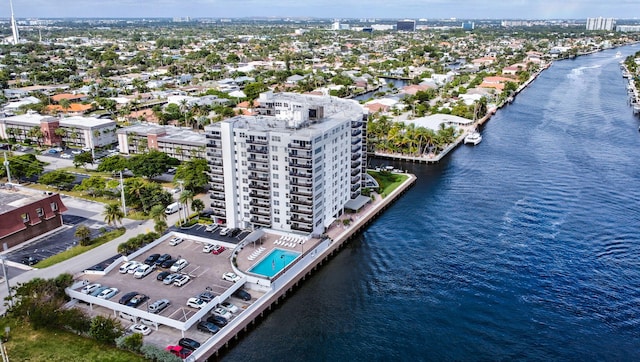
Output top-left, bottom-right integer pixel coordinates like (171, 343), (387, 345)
(249, 249), (301, 278)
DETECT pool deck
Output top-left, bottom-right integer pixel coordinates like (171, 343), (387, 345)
(193, 172), (417, 361)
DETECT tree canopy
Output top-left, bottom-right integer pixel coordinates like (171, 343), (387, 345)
(174, 158), (209, 192)
(38, 170), (76, 189)
(0, 153), (46, 180)
(127, 150), (178, 179)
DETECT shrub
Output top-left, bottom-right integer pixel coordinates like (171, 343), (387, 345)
(140, 344), (182, 362)
(116, 333), (143, 352)
(89, 315), (123, 345)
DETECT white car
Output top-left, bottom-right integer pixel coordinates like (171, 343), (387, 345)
(186, 297), (207, 309)
(129, 323), (152, 336)
(97, 287), (119, 300)
(173, 274), (191, 287)
(60, 153), (71, 159)
(170, 258), (188, 272)
(203, 243), (216, 253)
(119, 261), (135, 274)
(205, 224), (218, 232)
(212, 307), (233, 321)
(134, 264), (156, 279)
(71, 149), (82, 155)
(222, 272), (241, 283)
(219, 227), (230, 236)
(169, 237), (183, 246)
(126, 261), (143, 274)
(81, 283), (101, 294)
(220, 301), (239, 314)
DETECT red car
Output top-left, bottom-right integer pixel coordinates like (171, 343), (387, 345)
(165, 345), (192, 358)
(212, 245), (226, 255)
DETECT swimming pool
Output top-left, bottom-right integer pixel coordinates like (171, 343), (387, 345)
(249, 249), (301, 278)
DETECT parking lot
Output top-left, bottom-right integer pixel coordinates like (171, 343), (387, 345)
(73, 233), (261, 347)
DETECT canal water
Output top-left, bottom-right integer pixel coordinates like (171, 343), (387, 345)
(221, 45), (640, 361)
(353, 77), (409, 101)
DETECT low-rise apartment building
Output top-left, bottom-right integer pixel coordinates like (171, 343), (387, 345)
(116, 124), (206, 161)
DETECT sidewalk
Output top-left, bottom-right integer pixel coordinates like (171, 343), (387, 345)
(0, 218), (155, 315)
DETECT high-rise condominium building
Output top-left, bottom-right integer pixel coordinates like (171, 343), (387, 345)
(204, 92), (367, 236)
(397, 20), (416, 32)
(586, 17), (615, 31)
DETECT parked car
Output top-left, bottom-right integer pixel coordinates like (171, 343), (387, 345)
(119, 261), (135, 274)
(71, 149), (82, 155)
(220, 301), (239, 314)
(97, 287), (119, 300)
(222, 272), (241, 282)
(129, 324), (152, 336)
(173, 274), (191, 287)
(161, 259), (178, 269)
(21, 256), (39, 265)
(170, 258), (188, 272)
(119, 291), (138, 305)
(178, 337), (201, 350)
(211, 307), (233, 321)
(119, 311), (137, 323)
(148, 299), (170, 314)
(162, 273), (181, 285)
(126, 261), (143, 274)
(60, 153), (71, 159)
(134, 264), (156, 279)
(47, 149), (58, 154)
(203, 243), (216, 253)
(186, 297), (206, 309)
(168, 237), (183, 246)
(144, 253), (161, 265)
(197, 321), (220, 334)
(205, 224), (218, 232)
(207, 315), (228, 327)
(197, 291), (216, 302)
(212, 245), (226, 255)
(126, 294), (148, 308)
(155, 253), (172, 266)
(165, 346), (192, 359)
(233, 289), (252, 301)
(157, 271), (171, 281)
(90, 286), (109, 297)
(230, 228), (241, 237)
(81, 283), (101, 294)
(219, 227), (230, 236)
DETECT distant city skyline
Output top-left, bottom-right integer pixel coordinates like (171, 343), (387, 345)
(1, 0), (639, 20)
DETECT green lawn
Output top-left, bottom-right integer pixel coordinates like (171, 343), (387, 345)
(1, 318), (146, 362)
(368, 170), (409, 198)
(34, 228), (126, 269)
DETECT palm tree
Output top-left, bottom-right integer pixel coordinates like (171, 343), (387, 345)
(104, 202), (125, 227)
(149, 204), (168, 234)
(179, 190), (194, 225)
(59, 98), (71, 114)
(54, 127), (67, 148)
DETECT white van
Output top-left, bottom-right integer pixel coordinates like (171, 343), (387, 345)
(165, 202), (182, 215)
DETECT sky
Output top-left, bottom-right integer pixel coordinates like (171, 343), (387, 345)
(1, 0), (639, 20)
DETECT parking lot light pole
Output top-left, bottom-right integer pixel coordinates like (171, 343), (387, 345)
(2, 153), (11, 184)
(119, 171), (127, 216)
(0, 257), (12, 308)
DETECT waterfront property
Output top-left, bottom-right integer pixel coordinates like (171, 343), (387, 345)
(204, 91), (368, 235)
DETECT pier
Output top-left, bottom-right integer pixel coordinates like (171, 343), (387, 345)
(191, 173), (417, 361)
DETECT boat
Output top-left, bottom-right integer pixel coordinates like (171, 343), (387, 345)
(464, 131), (482, 145)
(615, 51), (622, 58)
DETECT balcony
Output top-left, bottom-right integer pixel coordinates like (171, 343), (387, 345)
(351, 160), (361, 169)
(288, 142), (311, 150)
(289, 171), (312, 178)
(210, 166), (224, 175)
(291, 197), (313, 206)
(209, 193), (225, 201)
(247, 147), (268, 154)
(248, 156), (269, 163)
(351, 121), (363, 128)
(351, 184), (361, 192)
(292, 224), (313, 233)
(291, 215), (313, 224)
(248, 182), (269, 191)
(212, 210), (226, 217)
(291, 180), (313, 188)
(248, 174), (269, 182)
(210, 202), (226, 209)
(289, 162), (312, 169)
(351, 175), (361, 184)
(352, 129), (362, 137)
(246, 138), (268, 145)
(209, 176), (224, 184)
(249, 191), (270, 199)
(250, 200), (270, 208)
(205, 133), (221, 140)
(248, 165), (270, 172)
(291, 207), (313, 216)
(211, 185), (224, 192)
(351, 138), (361, 145)
(209, 159), (223, 166)
(289, 150), (312, 159)
(250, 209), (271, 217)
(291, 189), (313, 197)
(250, 219), (271, 228)
(351, 145), (362, 153)
(351, 168), (361, 177)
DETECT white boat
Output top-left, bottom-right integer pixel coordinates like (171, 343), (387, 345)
(464, 132), (482, 145)
(615, 51), (622, 58)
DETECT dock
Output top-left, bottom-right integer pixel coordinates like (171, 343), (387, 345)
(191, 173), (417, 361)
